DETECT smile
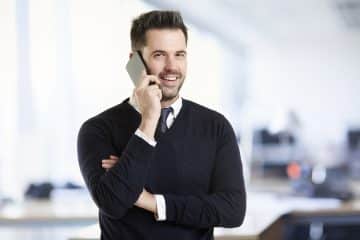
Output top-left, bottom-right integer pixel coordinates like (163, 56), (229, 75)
(160, 75), (178, 81)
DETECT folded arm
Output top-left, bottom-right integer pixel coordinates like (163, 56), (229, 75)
(77, 118), (156, 219)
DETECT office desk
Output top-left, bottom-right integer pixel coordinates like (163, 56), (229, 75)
(0, 192), (98, 226)
(0, 190), (98, 240)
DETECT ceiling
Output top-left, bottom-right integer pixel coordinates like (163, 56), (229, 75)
(145, 0), (360, 47)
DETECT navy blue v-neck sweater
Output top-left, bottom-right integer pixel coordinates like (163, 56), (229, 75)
(77, 98), (246, 240)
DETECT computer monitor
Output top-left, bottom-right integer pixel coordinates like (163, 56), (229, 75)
(347, 129), (360, 151)
(347, 129), (360, 179)
(252, 128), (297, 178)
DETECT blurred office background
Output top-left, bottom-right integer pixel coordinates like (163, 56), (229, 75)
(1, 0), (360, 239)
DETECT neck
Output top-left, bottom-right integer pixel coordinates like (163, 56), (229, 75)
(161, 95), (179, 108)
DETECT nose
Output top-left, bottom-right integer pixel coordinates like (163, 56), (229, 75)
(164, 56), (176, 71)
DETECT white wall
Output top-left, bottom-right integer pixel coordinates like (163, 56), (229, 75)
(244, 35), (360, 155)
(0, 0), (17, 198)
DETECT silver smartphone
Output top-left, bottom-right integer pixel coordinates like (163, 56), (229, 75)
(125, 51), (149, 86)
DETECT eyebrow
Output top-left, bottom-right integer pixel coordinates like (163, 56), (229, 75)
(151, 50), (187, 55)
(151, 50), (166, 55)
(176, 50), (187, 55)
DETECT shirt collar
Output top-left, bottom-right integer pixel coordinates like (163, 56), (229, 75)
(170, 96), (182, 118)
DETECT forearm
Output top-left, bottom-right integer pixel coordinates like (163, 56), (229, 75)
(163, 190), (246, 228)
(138, 186), (245, 226)
(78, 122), (155, 219)
(136, 189), (246, 228)
(138, 117), (158, 141)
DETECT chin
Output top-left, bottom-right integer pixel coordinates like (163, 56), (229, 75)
(161, 95), (177, 102)
(161, 88), (177, 100)
(161, 81), (183, 101)
(161, 92), (179, 102)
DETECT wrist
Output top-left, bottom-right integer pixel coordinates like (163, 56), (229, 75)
(139, 117), (158, 140)
(146, 192), (157, 214)
(135, 189), (157, 214)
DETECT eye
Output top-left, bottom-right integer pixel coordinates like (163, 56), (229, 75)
(176, 52), (186, 58)
(153, 52), (165, 58)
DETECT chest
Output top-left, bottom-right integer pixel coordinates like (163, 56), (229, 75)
(145, 134), (217, 195)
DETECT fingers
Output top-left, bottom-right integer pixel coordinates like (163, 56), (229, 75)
(137, 70), (148, 88)
(102, 159), (118, 165)
(102, 155), (119, 171)
(133, 72), (162, 120)
(137, 71), (161, 89)
(135, 80), (162, 102)
(156, 87), (162, 100)
(147, 84), (162, 100)
(102, 160), (117, 170)
(149, 75), (161, 87)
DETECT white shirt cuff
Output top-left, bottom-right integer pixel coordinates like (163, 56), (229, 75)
(135, 129), (157, 147)
(154, 194), (166, 221)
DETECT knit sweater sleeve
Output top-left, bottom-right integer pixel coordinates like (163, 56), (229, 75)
(77, 117), (155, 219)
(163, 117), (246, 228)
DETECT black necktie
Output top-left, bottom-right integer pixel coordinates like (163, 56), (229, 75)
(156, 107), (173, 139)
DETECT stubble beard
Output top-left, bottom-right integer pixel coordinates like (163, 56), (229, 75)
(160, 77), (185, 102)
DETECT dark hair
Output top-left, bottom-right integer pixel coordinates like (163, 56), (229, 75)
(130, 10), (188, 51)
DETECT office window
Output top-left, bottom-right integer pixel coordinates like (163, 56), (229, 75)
(0, 0), (224, 199)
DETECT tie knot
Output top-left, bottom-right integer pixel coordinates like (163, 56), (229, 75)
(161, 107), (172, 116)
(160, 107), (173, 124)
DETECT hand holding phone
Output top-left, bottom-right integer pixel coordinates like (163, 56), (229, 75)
(126, 50), (162, 116)
(126, 51), (161, 139)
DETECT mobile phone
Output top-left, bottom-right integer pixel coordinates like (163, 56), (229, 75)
(125, 51), (149, 86)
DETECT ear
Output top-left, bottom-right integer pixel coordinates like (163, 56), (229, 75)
(129, 52), (133, 59)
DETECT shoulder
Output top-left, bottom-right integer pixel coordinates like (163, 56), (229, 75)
(79, 98), (134, 134)
(183, 99), (228, 123)
(97, 98), (134, 120)
(183, 99), (234, 135)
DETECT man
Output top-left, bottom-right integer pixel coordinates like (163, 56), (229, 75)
(77, 10), (246, 240)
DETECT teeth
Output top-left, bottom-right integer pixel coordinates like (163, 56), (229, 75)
(163, 76), (177, 81)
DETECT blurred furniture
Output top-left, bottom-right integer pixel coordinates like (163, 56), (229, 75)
(0, 189), (98, 240)
(252, 128), (298, 178)
(0, 199), (97, 226)
(347, 129), (360, 179)
(290, 164), (353, 201)
(69, 178), (360, 240)
(3, 181), (360, 240)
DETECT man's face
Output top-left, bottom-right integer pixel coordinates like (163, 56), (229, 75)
(142, 29), (187, 102)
